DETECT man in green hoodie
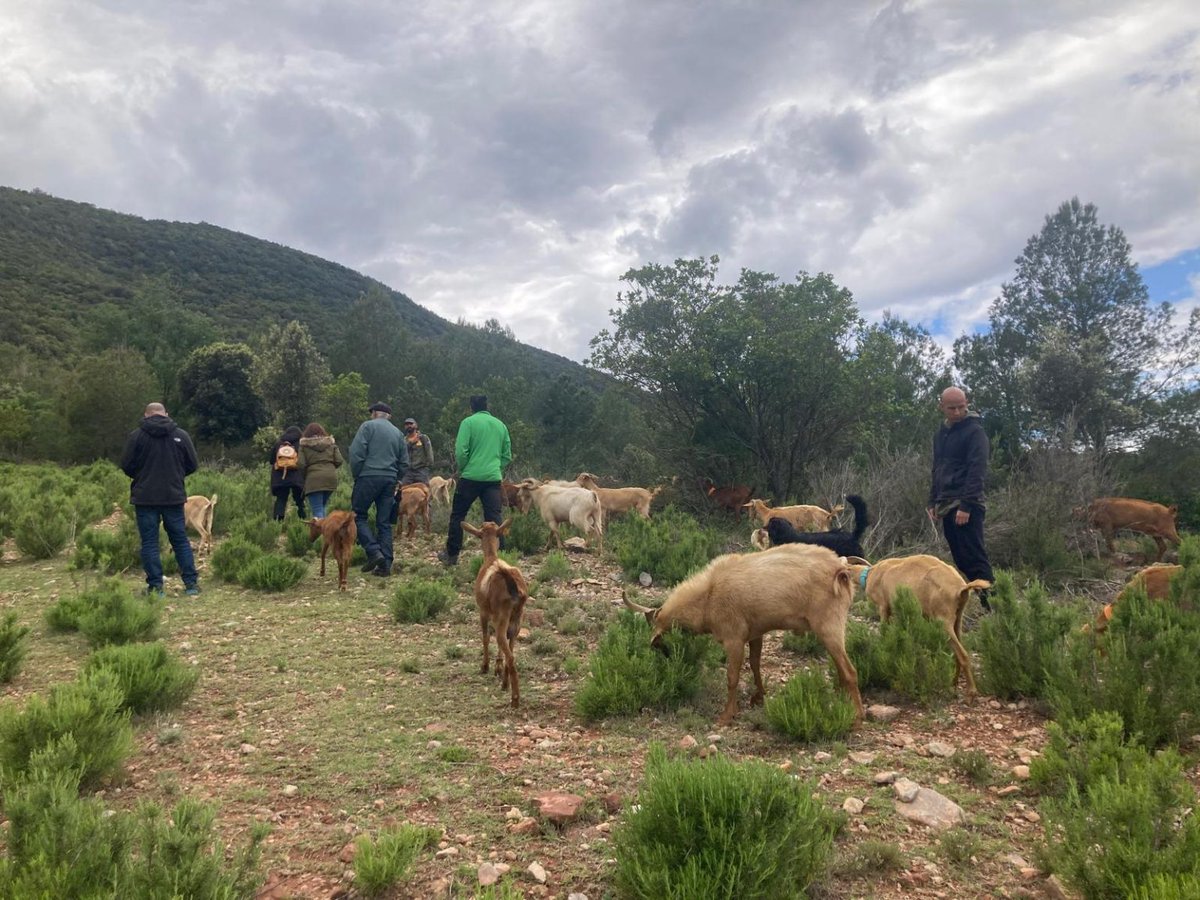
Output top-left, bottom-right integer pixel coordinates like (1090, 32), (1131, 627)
(438, 395), (512, 566)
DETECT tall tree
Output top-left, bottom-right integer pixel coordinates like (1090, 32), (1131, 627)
(178, 342), (266, 445)
(64, 348), (159, 461)
(253, 320), (331, 428)
(591, 257), (864, 500)
(956, 198), (1200, 454)
(328, 286), (409, 402)
(317, 371), (369, 445)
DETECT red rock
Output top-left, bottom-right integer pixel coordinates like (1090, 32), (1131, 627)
(535, 791), (585, 824)
(603, 792), (622, 814)
(338, 842), (357, 863)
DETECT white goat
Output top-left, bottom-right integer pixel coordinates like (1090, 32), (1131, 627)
(516, 480), (604, 551)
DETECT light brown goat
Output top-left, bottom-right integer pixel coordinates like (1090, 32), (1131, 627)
(623, 544), (862, 725)
(844, 555), (988, 696)
(306, 510), (357, 591)
(463, 520), (529, 707)
(428, 476), (456, 506)
(516, 480), (604, 551)
(1076, 497), (1181, 561)
(395, 483), (432, 538)
(184, 493), (218, 556)
(743, 498), (843, 531)
(1090, 563), (1186, 634)
(574, 473), (662, 519)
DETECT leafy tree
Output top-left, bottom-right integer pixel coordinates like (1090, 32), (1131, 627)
(328, 286), (410, 402)
(955, 198), (1200, 454)
(534, 374), (598, 474)
(64, 348), (159, 461)
(253, 320), (331, 428)
(591, 256), (865, 500)
(317, 371), (369, 445)
(178, 342), (266, 445)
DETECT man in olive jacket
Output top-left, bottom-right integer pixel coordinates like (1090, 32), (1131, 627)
(927, 386), (995, 610)
(120, 402), (200, 597)
(439, 395), (512, 566)
(350, 402), (407, 577)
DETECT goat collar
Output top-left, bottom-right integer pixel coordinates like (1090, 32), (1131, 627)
(858, 567), (871, 591)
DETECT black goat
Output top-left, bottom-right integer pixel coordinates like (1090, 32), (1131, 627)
(765, 495), (869, 558)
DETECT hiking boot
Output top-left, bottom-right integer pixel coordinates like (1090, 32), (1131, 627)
(437, 550), (458, 567)
(184, 586), (201, 597)
(373, 565), (392, 578)
(361, 554), (384, 573)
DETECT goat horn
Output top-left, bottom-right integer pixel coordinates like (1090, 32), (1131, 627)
(844, 556), (871, 566)
(621, 589), (654, 614)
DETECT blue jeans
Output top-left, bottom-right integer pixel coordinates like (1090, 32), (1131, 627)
(307, 491), (331, 519)
(136, 505), (198, 590)
(352, 476), (395, 569)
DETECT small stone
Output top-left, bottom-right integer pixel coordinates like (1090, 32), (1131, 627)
(813, 751), (832, 762)
(872, 771), (897, 785)
(1045, 875), (1071, 900)
(1023, 809), (1041, 823)
(842, 797), (865, 815)
(778, 760), (794, 772)
(1004, 852), (1030, 869)
(927, 741), (955, 758)
(435, 846), (459, 859)
(282, 784), (298, 796)
(510, 817), (539, 834)
(478, 863), (501, 886)
(495, 864), (511, 875)
(703, 743), (718, 757)
(893, 778), (921, 803)
(239, 743), (256, 755)
(988, 699), (1003, 709)
(535, 791), (585, 825)
(338, 842), (356, 863)
(568, 894), (590, 900)
(848, 751), (877, 765)
(894, 786), (966, 830)
(564, 537), (588, 550)
(1012, 765), (1031, 780)
(639, 572), (653, 587)
(1014, 747), (1037, 764)
(867, 704), (901, 722)
(506, 806), (522, 820)
(602, 792), (622, 814)
(518, 628), (530, 640)
(1020, 867), (1039, 880)
(427, 740), (443, 749)
(705, 733), (723, 744)
(527, 861), (547, 883)
(678, 735), (698, 749)
(996, 785), (1021, 796)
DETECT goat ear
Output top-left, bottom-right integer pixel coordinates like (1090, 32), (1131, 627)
(462, 522), (481, 537)
(844, 556), (871, 566)
(498, 519), (512, 534)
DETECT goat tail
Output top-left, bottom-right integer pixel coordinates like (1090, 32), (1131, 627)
(336, 515), (356, 542)
(209, 493), (219, 505)
(963, 579), (991, 593)
(497, 567), (528, 642)
(845, 494), (869, 541)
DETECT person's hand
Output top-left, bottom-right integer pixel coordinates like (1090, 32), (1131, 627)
(926, 507), (937, 521)
(954, 509), (970, 526)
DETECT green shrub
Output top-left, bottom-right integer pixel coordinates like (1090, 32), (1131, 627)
(44, 593), (88, 633)
(609, 506), (721, 587)
(950, 749), (994, 786)
(1030, 712), (1138, 797)
(390, 578), (455, 624)
(71, 519), (141, 574)
(83, 643), (199, 714)
(232, 517), (281, 552)
(781, 631), (822, 655)
(1125, 874), (1200, 899)
(239, 555), (307, 592)
(844, 621), (887, 692)
(765, 667), (857, 742)
(937, 828), (983, 868)
(210, 537), (264, 582)
(832, 840), (904, 877)
(613, 744), (837, 899)
(557, 610), (588, 635)
(352, 825), (438, 897)
(467, 549), (520, 579)
(283, 520), (312, 557)
(13, 501), (72, 559)
(1044, 590), (1200, 748)
(973, 572), (1077, 701)
(0, 613), (31, 684)
(502, 509), (552, 555)
(0, 770), (266, 899)
(0, 670), (133, 789)
(536, 549), (572, 582)
(1035, 727), (1200, 897)
(574, 611), (715, 721)
(873, 590), (957, 706)
(76, 580), (159, 647)
(475, 881), (525, 900)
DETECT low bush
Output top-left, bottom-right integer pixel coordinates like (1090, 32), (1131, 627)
(575, 611), (715, 721)
(831, 840), (905, 877)
(0, 612), (31, 684)
(1034, 715), (1200, 897)
(1125, 874), (1200, 899)
(1044, 588), (1200, 748)
(973, 572), (1077, 701)
(75, 579), (159, 647)
(283, 520), (312, 558)
(0, 670), (133, 789)
(781, 631), (822, 655)
(765, 667), (857, 742)
(71, 518), (141, 574)
(608, 505), (721, 587)
(613, 744), (837, 899)
(232, 518), (281, 552)
(83, 643), (199, 715)
(13, 500), (72, 560)
(502, 509), (552, 556)
(0, 769), (267, 898)
(843, 621), (887, 692)
(845, 592), (956, 707)
(44, 593), (88, 633)
(352, 825), (438, 897)
(950, 749), (994, 786)
(239, 555), (307, 592)
(535, 549), (572, 582)
(1030, 712), (1145, 797)
(391, 578), (456, 624)
(210, 537), (264, 582)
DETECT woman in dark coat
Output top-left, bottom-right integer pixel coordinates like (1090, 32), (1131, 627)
(270, 425), (305, 520)
(297, 422), (343, 519)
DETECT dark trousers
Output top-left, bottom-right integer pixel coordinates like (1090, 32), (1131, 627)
(135, 505), (198, 590)
(272, 485), (305, 520)
(445, 478), (503, 559)
(353, 475), (395, 568)
(942, 506), (995, 585)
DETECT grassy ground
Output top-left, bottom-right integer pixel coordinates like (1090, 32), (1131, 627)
(0, 505), (1120, 899)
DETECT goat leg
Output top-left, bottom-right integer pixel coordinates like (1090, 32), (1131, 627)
(747, 637), (765, 706)
(717, 639), (746, 724)
(478, 615), (490, 673)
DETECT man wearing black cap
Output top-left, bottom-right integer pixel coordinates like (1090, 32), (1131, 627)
(349, 402), (407, 576)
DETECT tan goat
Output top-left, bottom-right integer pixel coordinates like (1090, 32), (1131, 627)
(574, 473), (662, 519)
(844, 555), (988, 696)
(306, 510), (357, 591)
(1090, 563), (1186, 634)
(184, 494), (218, 556)
(463, 520), (529, 707)
(395, 483), (432, 538)
(428, 476), (456, 506)
(623, 544), (862, 725)
(516, 480), (604, 551)
(743, 498), (843, 531)
(1075, 497), (1182, 561)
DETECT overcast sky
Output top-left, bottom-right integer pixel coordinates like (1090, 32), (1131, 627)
(3, 1), (1198, 362)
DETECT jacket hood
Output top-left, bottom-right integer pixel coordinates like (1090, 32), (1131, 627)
(946, 412), (983, 429)
(300, 435), (336, 449)
(140, 415), (177, 438)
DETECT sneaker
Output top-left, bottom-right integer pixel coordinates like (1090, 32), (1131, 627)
(145, 586), (165, 599)
(184, 586), (201, 597)
(437, 551), (458, 567)
(373, 565), (391, 578)
(361, 554), (384, 573)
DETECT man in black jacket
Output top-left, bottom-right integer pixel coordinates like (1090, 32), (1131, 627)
(927, 387), (995, 611)
(120, 402), (201, 598)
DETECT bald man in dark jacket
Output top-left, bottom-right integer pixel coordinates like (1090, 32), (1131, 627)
(120, 402), (200, 597)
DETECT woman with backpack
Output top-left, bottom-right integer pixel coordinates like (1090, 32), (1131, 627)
(270, 425), (305, 521)
(297, 422), (343, 519)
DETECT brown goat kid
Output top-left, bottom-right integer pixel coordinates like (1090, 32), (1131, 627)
(395, 483), (432, 538)
(624, 544), (863, 725)
(574, 473), (662, 519)
(1090, 563), (1186, 634)
(1077, 497), (1181, 561)
(463, 521), (529, 707)
(184, 493), (218, 556)
(702, 480), (755, 519)
(844, 555), (988, 696)
(306, 511), (357, 591)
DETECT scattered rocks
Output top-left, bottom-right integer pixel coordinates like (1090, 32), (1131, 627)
(535, 791), (585, 825)
(813, 751), (832, 762)
(1012, 765), (1031, 780)
(1022, 809), (1041, 823)
(478, 863), (501, 886)
(510, 817), (539, 835)
(1003, 852), (1030, 869)
(893, 778), (921, 803)
(867, 704), (901, 722)
(638, 572), (653, 587)
(281, 784), (298, 797)
(996, 785), (1021, 797)
(848, 750), (877, 765)
(338, 842), (356, 863)
(893, 783), (966, 830)
(926, 741), (956, 758)
(527, 861), (547, 883)
(842, 797), (865, 815)
(568, 894), (590, 900)
(873, 771), (897, 785)
(239, 743), (256, 755)
(678, 735), (698, 749)
(435, 846), (459, 859)
(602, 792), (622, 814)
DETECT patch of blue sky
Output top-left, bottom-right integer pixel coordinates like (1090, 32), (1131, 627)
(1141, 248), (1200, 305)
